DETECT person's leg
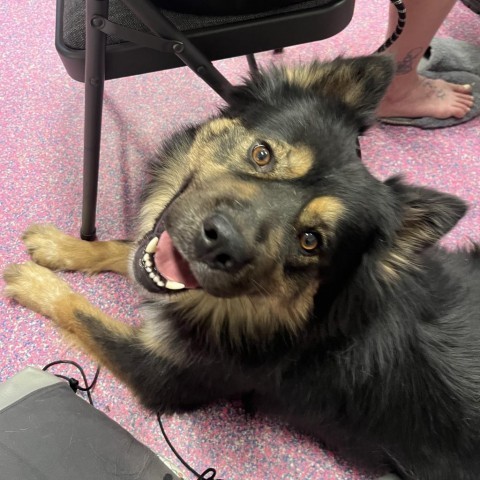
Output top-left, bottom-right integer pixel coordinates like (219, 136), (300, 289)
(377, 0), (474, 119)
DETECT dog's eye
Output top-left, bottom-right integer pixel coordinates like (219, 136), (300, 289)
(299, 232), (321, 253)
(251, 144), (272, 167)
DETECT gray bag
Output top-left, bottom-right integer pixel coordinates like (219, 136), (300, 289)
(0, 367), (180, 480)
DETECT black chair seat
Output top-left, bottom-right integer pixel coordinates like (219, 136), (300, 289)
(63, 0), (339, 49)
(58, 0), (354, 81)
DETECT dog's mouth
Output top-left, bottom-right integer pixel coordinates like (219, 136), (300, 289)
(133, 220), (199, 294)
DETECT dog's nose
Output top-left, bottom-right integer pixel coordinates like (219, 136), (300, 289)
(195, 213), (252, 273)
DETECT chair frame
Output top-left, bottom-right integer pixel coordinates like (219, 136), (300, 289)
(55, 0), (355, 239)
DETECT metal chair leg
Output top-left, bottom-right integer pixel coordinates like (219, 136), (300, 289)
(246, 53), (258, 74)
(80, 0), (108, 240)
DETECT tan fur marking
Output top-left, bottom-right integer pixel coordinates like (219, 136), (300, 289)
(284, 65), (327, 91)
(23, 224), (131, 275)
(198, 118), (240, 140)
(138, 158), (189, 237)
(179, 120), (243, 182)
(286, 144), (315, 178)
(138, 131), (197, 236)
(265, 140), (315, 179)
(284, 61), (384, 111)
(139, 186), (176, 236)
(300, 196), (345, 230)
(195, 174), (261, 203)
(217, 180), (259, 203)
(171, 277), (319, 345)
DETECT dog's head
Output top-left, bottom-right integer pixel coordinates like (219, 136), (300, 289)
(132, 55), (466, 341)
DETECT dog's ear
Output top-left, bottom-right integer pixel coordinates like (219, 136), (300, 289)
(225, 55), (394, 129)
(283, 55), (395, 128)
(386, 176), (467, 250)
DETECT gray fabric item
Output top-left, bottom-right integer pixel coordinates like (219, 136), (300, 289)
(380, 37), (480, 129)
(0, 367), (63, 410)
(376, 475), (402, 480)
(62, 0), (333, 50)
(0, 367), (180, 480)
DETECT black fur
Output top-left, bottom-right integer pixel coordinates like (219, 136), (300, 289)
(130, 56), (480, 479)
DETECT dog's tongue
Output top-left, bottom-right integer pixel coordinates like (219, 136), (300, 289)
(155, 231), (198, 288)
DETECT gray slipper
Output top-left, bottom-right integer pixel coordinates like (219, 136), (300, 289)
(418, 37), (480, 74)
(379, 38), (480, 129)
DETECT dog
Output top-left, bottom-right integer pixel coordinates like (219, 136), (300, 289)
(4, 54), (480, 480)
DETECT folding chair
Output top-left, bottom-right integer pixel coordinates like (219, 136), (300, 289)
(56, 0), (355, 239)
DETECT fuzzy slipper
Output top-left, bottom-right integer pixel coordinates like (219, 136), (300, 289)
(379, 38), (480, 129)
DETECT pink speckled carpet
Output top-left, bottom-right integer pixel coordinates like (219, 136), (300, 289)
(0, 1), (479, 479)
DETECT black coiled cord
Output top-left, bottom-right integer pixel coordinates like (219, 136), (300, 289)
(42, 359), (100, 406)
(157, 412), (224, 480)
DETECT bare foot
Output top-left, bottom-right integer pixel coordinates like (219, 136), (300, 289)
(377, 75), (474, 119)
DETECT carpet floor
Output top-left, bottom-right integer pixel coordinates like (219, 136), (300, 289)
(1, 1), (479, 478)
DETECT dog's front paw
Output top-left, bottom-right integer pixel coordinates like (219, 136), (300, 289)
(22, 224), (79, 271)
(4, 261), (73, 319)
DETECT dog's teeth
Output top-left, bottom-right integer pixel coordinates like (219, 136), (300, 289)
(143, 236), (182, 291)
(145, 237), (159, 254)
(165, 280), (185, 290)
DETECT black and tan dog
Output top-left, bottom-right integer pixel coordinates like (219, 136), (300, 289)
(4, 55), (480, 479)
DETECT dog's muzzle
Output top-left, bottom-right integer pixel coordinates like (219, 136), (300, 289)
(194, 213), (253, 274)
(133, 207), (255, 297)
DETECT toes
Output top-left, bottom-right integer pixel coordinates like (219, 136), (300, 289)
(451, 83), (473, 94)
(3, 263), (24, 291)
(3, 262), (42, 303)
(456, 94), (475, 108)
(22, 223), (63, 247)
(4, 261), (55, 294)
(450, 101), (471, 118)
(22, 224), (71, 270)
(3, 261), (72, 317)
(452, 109), (466, 119)
(22, 223), (61, 242)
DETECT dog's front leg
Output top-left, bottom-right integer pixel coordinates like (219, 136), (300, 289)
(3, 262), (220, 412)
(22, 224), (132, 276)
(3, 261), (134, 376)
